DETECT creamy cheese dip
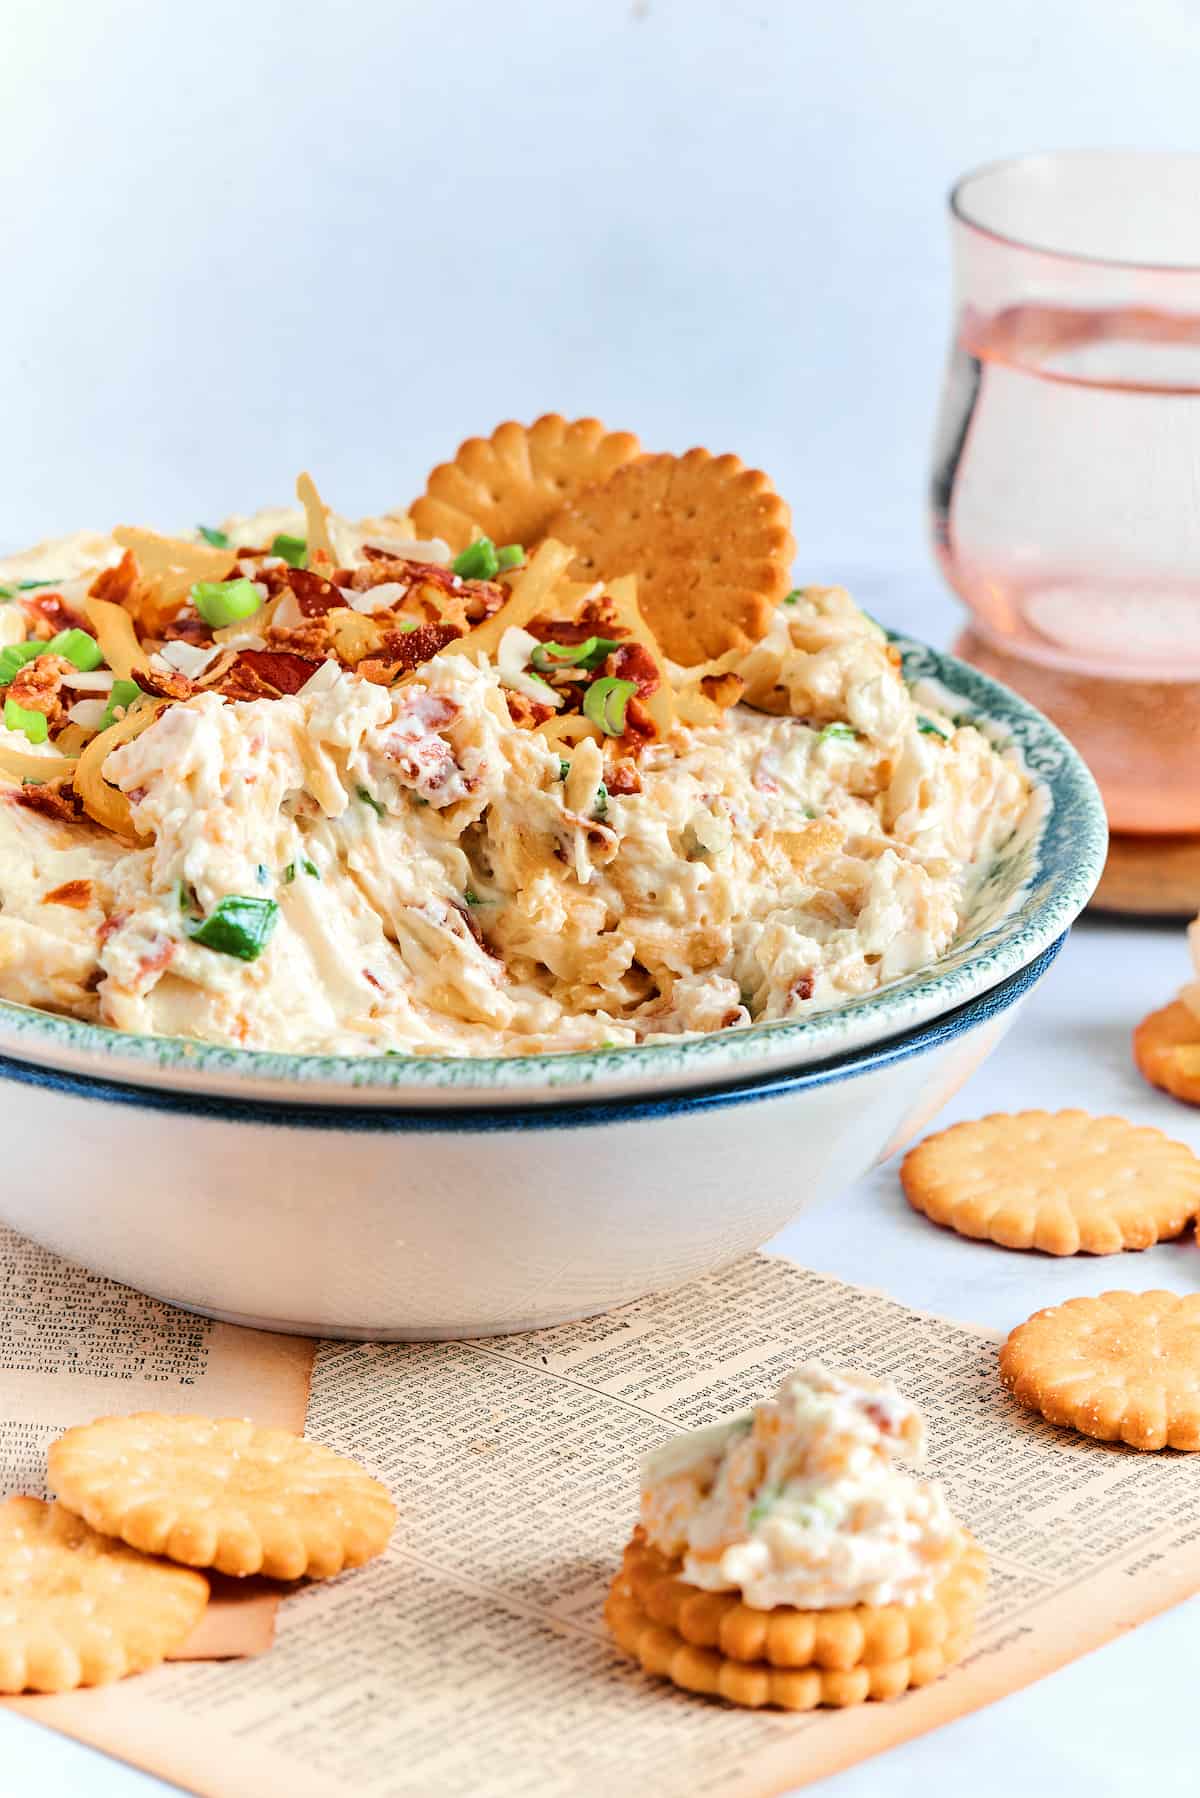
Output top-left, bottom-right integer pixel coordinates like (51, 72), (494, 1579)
(639, 1364), (960, 1611)
(0, 511), (1030, 1057)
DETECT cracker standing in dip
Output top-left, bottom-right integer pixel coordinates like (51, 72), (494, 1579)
(607, 1364), (987, 1710)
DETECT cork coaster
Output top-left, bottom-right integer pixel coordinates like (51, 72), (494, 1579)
(999, 1290), (1200, 1451)
(900, 1109), (1200, 1255)
(410, 415), (642, 554)
(605, 1528), (987, 1710)
(0, 1497), (208, 1693)
(544, 448), (795, 665)
(48, 1413), (396, 1581)
(1133, 1000), (1200, 1107)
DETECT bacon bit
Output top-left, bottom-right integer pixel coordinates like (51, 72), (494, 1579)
(359, 622), (460, 685)
(138, 938), (176, 979)
(251, 560), (300, 599)
(218, 648), (321, 698)
(605, 758), (642, 796)
(699, 671), (746, 710)
(382, 622), (460, 671)
(527, 596), (625, 644)
(286, 567), (346, 618)
(463, 579), (507, 623)
(789, 973), (815, 1005)
(619, 694), (658, 750)
(159, 614), (216, 647)
(21, 593), (89, 639)
(133, 663), (200, 702)
(449, 899), (503, 960)
(11, 780), (84, 823)
(268, 616), (337, 659)
(402, 694), (459, 731)
(608, 641), (660, 697)
(98, 910), (129, 945)
(345, 556), (455, 594)
(89, 551), (138, 606)
(6, 654), (74, 731)
(505, 690), (556, 730)
(362, 968), (385, 992)
(752, 756), (780, 795)
(42, 878), (94, 909)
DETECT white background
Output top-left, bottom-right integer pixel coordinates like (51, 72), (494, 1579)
(4, 2), (1200, 1793)
(4, 0), (1200, 576)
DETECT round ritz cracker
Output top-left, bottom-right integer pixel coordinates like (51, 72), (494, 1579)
(0, 1496), (208, 1694)
(605, 1527), (987, 1711)
(999, 1290), (1200, 1451)
(47, 1413), (396, 1582)
(900, 1109), (1200, 1256)
(410, 414), (642, 554)
(1133, 999), (1200, 1107)
(544, 447), (796, 666)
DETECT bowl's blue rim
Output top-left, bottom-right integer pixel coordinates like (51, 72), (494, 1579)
(0, 626), (1103, 1100)
(0, 934), (1065, 1133)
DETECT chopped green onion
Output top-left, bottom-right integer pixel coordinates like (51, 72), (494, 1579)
(0, 587), (12, 601)
(583, 675), (637, 737)
(495, 544), (524, 572)
(186, 895), (279, 961)
(0, 641), (45, 687)
(270, 532), (308, 569)
(558, 759), (570, 781)
(4, 697), (48, 743)
(45, 628), (103, 672)
(464, 888), (481, 905)
(398, 619), (419, 633)
(191, 577), (262, 629)
(197, 525), (230, 549)
(256, 863), (270, 886)
(282, 862), (297, 884)
(783, 589), (802, 606)
(451, 537), (500, 581)
(818, 722), (857, 742)
(99, 679), (142, 732)
(16, 579), (61, 591)
(530, 636), (621, 674)
(302, 857), (320, 879)
(593, 784), (608, 820)
(356, 785), (386, 818)
(917, 715), (950, 740)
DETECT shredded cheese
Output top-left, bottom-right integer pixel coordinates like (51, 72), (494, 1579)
(296, 472), (336, 564)
(84, 598), (145, 681)
(75, 700), (167, 837)
(0, 744), (78, 783)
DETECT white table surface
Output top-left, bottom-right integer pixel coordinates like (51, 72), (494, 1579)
(3, 573), (1194, 1796)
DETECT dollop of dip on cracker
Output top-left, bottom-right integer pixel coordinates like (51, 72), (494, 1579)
(639, 1364), (961, 1611)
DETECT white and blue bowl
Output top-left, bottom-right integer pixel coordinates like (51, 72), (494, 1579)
(0, 635), (1105, 1337)
(0, 938), (1064, 1339)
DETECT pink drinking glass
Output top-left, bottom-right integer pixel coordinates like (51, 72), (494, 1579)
(930, 150), (1200, 833)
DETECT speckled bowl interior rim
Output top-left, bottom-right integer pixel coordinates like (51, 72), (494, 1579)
(0, 936), (1065, 1130)
(0, 630), (1106, 1099)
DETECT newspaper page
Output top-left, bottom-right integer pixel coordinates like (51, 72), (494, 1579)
(0, 1224), (314, 1658)
(10, 1250), (1200, 1795)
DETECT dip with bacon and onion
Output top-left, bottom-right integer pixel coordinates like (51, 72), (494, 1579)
(0, 486), (1030, 1056)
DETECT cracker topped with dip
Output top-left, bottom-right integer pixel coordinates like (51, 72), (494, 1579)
(606, 1364), (986, 1710)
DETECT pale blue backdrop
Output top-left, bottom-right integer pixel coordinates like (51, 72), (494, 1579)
(5, 0), (1200, 585)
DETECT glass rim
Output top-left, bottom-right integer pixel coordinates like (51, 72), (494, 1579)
(949, 148), (1200, 274)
